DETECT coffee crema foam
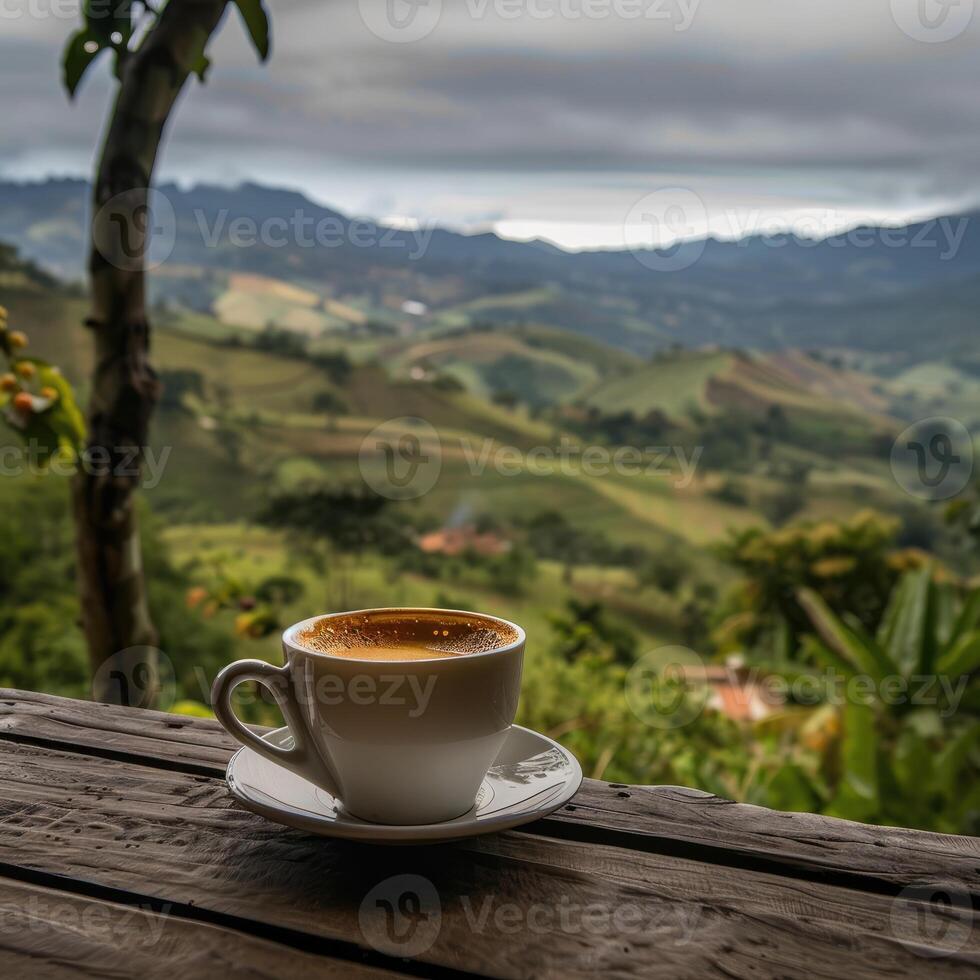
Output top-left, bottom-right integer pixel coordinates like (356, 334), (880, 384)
(295, 610), (519, 662)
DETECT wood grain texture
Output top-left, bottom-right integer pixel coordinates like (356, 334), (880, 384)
(0, 877), (398, 980)
(0, 688), (234, 774)
(0, 737), (974, 979)
(550, 783), (980, 899)
(1, 688), (978, 899)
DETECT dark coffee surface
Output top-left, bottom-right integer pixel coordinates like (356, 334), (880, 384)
(295, 609), (520, 660)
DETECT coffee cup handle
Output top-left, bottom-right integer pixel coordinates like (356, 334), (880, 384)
(211, 659), (340, 796)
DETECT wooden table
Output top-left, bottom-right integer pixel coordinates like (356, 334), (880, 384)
(0, 688), (976, 978)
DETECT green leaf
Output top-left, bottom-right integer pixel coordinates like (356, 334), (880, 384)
(798, 587), (894, 682)
(62, 29), (106, 98)
(234, 0), (271, 61)
(170, 699), (215, 719)
(181, 25), (213, 82)
(764, 762), (822, 813)
(934, 723), (980, 798)
(933, 582), (957, 649)
(903, 707), (943, 739)
(842, 700), (878, 798)
(35, 362), (86, 455)
(800, 634), (857, 682)
(936, 631), (980, 678)
(884, 566), (935, 677)
(875, 569), (913, 651)
(0, 359), (86, 463)
(826, 700), (879, 822)
(891, 727), (931, 798)
(949, 589), (980, 646)
(84, 0), (133, 46)
(191, 53), (212, 82)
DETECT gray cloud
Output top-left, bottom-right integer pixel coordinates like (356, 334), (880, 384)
(1, 0), (979, 244)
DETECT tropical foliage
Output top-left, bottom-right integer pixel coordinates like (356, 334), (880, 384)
(795, 567), (980, 831)
(713, 510), (927, 660)
(0, 307), (84, 464)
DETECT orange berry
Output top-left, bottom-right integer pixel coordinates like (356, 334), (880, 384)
(186, 586), (209, 609)
(39, 386), (58, 402)
(15, 362), (35, 380)
(0, 374), (15, 392)
(8, 331), (27, 350)
(12, 392), (33, 414)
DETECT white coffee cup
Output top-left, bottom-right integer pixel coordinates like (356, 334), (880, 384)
(211, 607), (525, 825)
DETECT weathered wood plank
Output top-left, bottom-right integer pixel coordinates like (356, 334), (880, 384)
(549, 782), (980, 898)
(1, 688), (978, 899)
(0, 738), (974, 979)
(0, 688), (233, 775)
(0, 875), (402, 979)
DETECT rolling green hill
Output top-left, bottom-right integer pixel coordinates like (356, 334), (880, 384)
(584, 350), (732, 417)
(386, 330), (601, 406)
(582, 347), (894, 450)
(4, 250), (959, 571)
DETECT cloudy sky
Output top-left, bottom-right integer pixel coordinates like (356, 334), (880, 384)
(2, 0), (979, 248)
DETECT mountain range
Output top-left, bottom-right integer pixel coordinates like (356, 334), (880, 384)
(0, 178), (976, 364)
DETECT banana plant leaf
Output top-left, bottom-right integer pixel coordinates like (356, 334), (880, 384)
(798, 588), (895, 682)
(826, 699), (879, 822)
(934, 722), (980, 799)
(949, 589), (980, 646)
(883, 565), (935, 678)
(936, 632), (980, 678)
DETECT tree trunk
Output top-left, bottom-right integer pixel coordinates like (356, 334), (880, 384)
(75, 0), (229, 706)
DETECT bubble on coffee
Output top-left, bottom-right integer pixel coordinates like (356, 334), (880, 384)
(295, 610), (519, 662)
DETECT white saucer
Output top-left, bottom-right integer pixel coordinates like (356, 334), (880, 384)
(226, 724), (583, 843)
